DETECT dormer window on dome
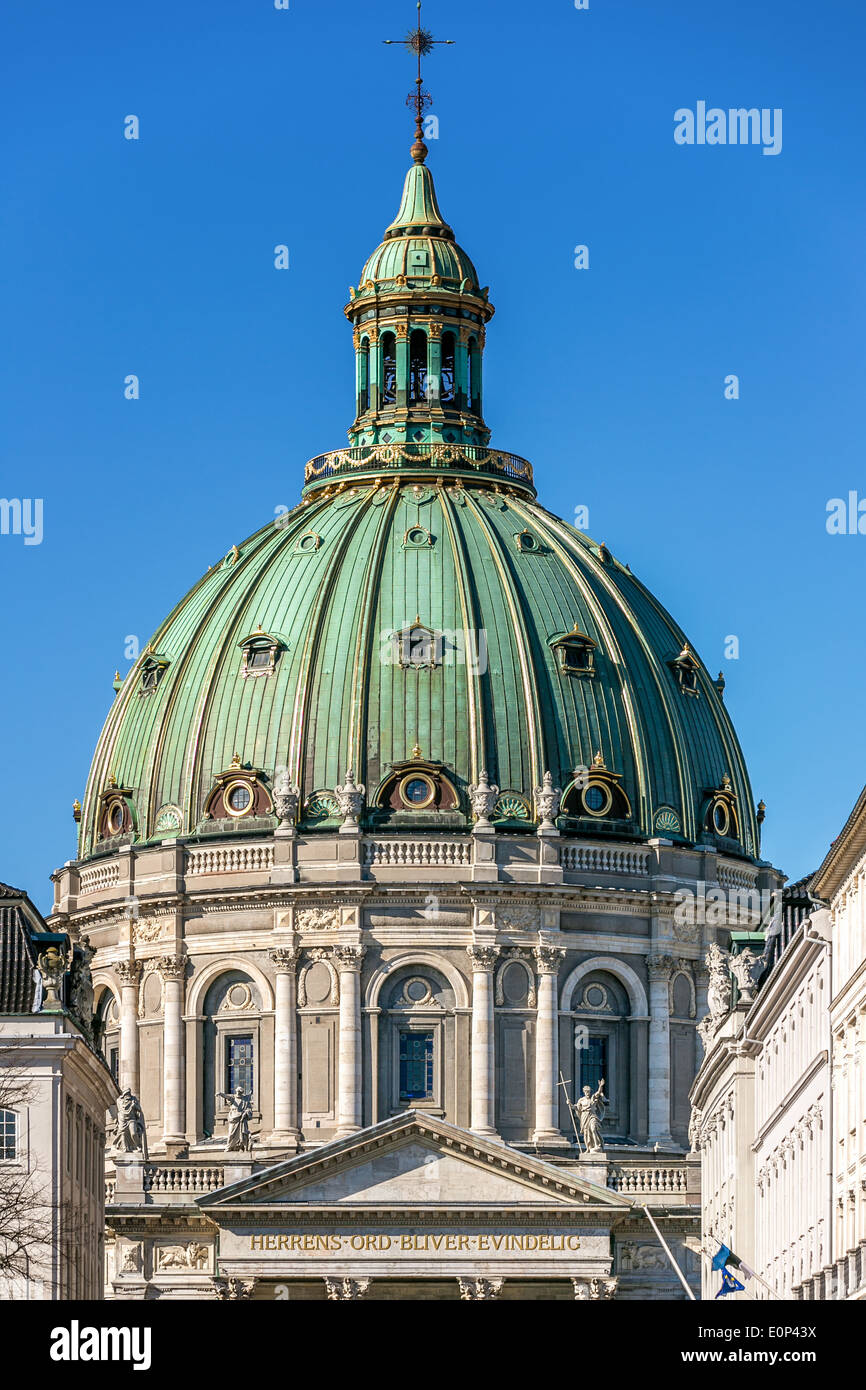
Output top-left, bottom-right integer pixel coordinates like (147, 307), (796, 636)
(373, 748), (461, 819)
(551, 625), (597, 676)
(203, 755), (273, 823)
(562, 753), (631, 822)
(238, 627), (284, 679)
(670, 643), (700, 696)
(139, 653), (168, 696)
(704, 775), (740, 842)
(96, 777), (136, 841)
(388, 618), (443, 669)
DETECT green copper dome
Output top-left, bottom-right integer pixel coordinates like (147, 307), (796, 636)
(76, 154), (761, 863)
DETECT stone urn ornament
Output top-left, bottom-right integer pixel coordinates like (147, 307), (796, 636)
(273, 766), (300, 829)
(468, 771), (499, 829)
(335, 770), (365, 828)
(533, 770), (561, 832)
(728, 946), (764, 1005)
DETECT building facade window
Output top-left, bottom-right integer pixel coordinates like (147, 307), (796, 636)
(380, 332), (397, 405)
(399, 1031), (434, 1102)
(580, 1036), (608, 1094)
(226, 1036), (254, 1096)
(440, 331), (455, 403)
(0, 1109), (17, 1161)
(409, 329), (428, 404)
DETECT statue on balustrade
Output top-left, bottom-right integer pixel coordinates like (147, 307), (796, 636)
(574, 1079), (607, 1152)
(218, 1086), (254, 1152)
(114, 1087), (148, 1160)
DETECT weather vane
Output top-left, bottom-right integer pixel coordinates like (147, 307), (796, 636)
(384, 1), (454, 163)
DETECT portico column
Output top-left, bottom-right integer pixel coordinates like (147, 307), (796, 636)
(158, 954), (187, 1145)
(335, 945), (365, 1138)
(647, 954), (674, 1144)
(533, 945), (565, 1145)
(468, 945), (499, 1136)
(269, 945), (300, 1145)
(115, 959), (141, 1096)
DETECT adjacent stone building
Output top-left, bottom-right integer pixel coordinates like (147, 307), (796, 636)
(812, 786), (866, 1300)
(0, 882), (117, 1299)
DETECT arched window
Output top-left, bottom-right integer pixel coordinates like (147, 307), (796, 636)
(570, 971), (631, 1140)
(359, 337), (370, 413)
(467, 336), (480, 412)
(377, 966), (456, 1120)
(0, 1108), (17, 1161)
(202, 972), (262, 1141)
(440, 331), (456, 404)
(380, 332), (397, 406)
(409, 329), (428, 404)
(95, 990), (120, 1082)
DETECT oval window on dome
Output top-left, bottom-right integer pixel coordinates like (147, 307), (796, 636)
(582, 782), (613, 817)
(225, 783), (253, 817)
(399, 774), (436, 809)
(712, 800), (730, 837)
(107, 801), (126, 835)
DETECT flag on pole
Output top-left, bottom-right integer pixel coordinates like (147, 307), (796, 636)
(711, 1241), (756, 1280)
(715, 1267), (745, 1298)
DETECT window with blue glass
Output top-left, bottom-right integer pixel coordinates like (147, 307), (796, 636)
(226, 1036), (254, 1096)
(399, 1031), (434, 1102)
(580, 1036), (607, 1094)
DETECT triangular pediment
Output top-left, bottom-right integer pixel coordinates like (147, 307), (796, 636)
(198, 1113), (629, 1213)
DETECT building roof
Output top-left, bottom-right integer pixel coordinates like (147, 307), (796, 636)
(0, 890), (41, 1014)
(758, 872), (826, 978)
(812, 783), (866, 901)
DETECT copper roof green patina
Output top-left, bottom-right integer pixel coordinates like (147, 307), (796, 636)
(77, 153), (761, 862)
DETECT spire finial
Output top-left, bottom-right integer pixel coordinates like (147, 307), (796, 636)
(383, 1), (455, 164)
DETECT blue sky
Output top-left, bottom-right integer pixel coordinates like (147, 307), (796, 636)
(2, 0), (864, 911)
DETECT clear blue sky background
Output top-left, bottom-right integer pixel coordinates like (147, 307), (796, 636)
(2, 0), (864, 912)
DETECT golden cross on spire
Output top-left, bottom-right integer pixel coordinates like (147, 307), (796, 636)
(383, 1), (454, 163)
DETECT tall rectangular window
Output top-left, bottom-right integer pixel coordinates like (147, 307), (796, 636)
(580, 1036), (607, 1095)
(109, 1048), (119, 1084)
(399, 1031), (434, 1102)
(226, 1036), (254, 1096)
(0, 1109), (16, 1161)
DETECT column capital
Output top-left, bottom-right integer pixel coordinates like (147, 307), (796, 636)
(156, 953), (187, 982)
(324, 1277), (370, 1301)
(214, 1277), (258, 1301)
(572, 1277), (619, 1301)
(458, 1277), (503, 1300)
(269, 946), (300, 972)
(333, 944), (366, 972)
(534, 944), (565, 975)
(116, 959), (142, 987)
(647, 953), (674, 982)
(468, 944), (500, 972)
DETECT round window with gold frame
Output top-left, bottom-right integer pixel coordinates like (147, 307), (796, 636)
(398, 773), (436, 809)
(224, 781), (253, 817)
(107, 800), (126, 836)
(581, 780), (613, 818)
(711, 799), (731, 837)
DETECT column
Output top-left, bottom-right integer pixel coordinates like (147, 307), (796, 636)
(158, 954), (187, 1146)
(694, 964), (709, 1065)
(468, 945), (499, 1136)
(115, 959), (141, 1096)
(647, 954), (674, 1144)
(269, 945), (300, 1145)
(533, 945), (565, 1145)
(334, 945), (365, 1138)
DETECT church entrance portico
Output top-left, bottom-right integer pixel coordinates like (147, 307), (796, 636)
(196, 1112), (631, 1299)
